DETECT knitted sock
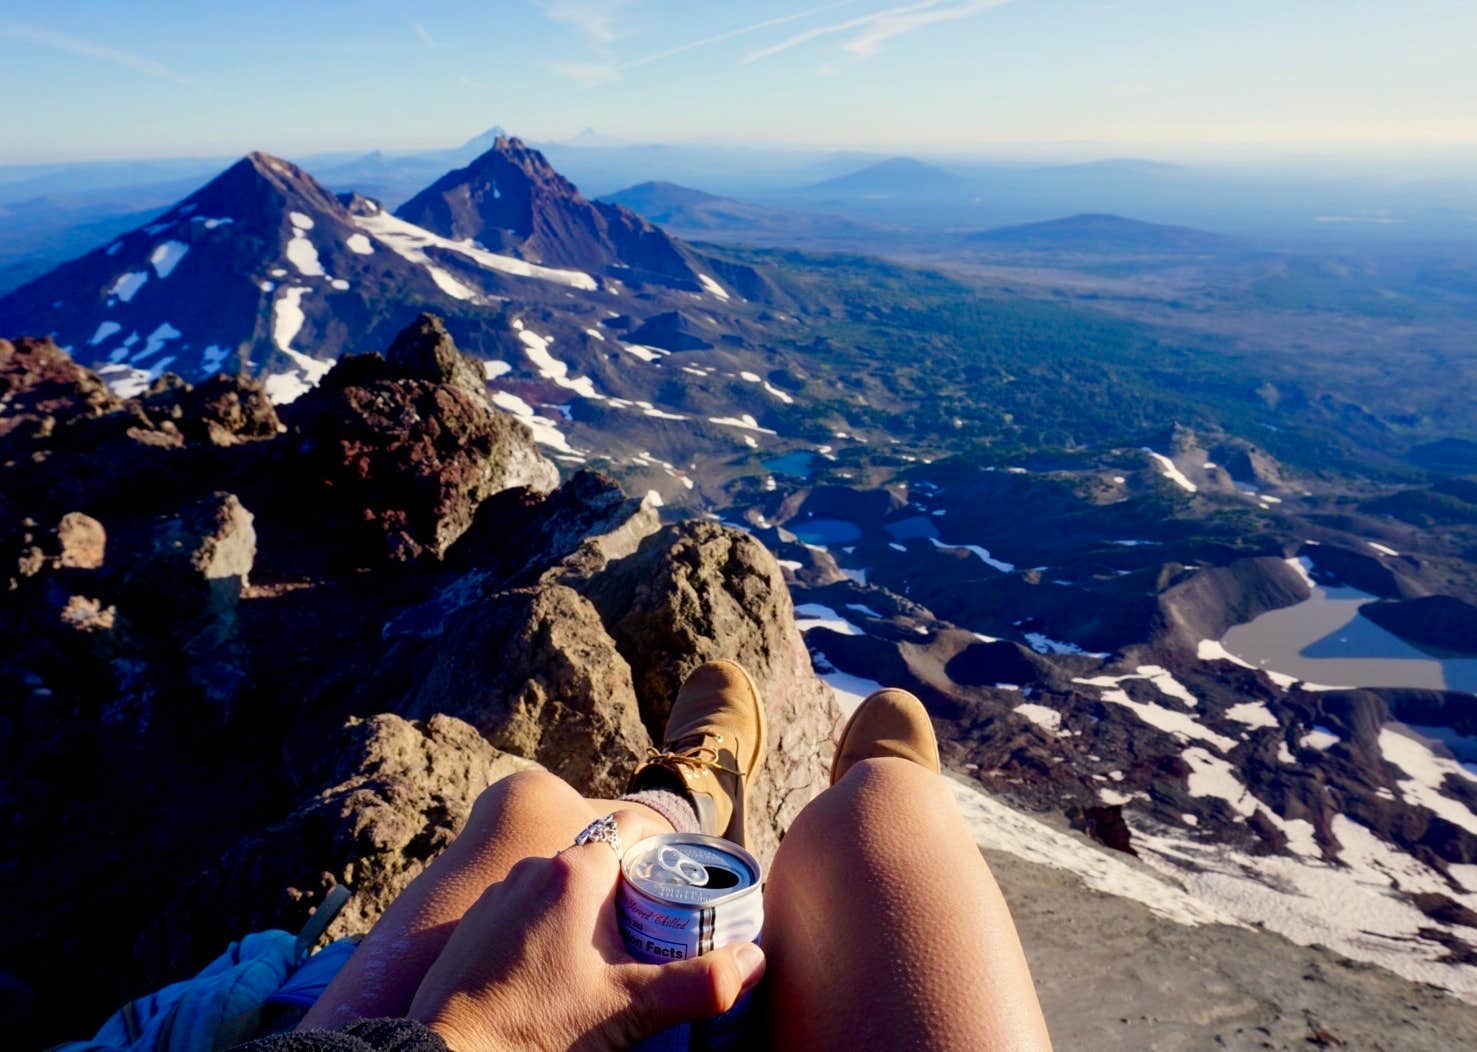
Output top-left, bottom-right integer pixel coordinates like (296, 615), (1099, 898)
(620, 788), (701, 834)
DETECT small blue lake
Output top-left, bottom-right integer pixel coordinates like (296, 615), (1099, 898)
(762, 451), (817, 477)
(790, 518), (863, 545)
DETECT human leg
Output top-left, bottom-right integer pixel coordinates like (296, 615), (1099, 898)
(301, 769), (673, 1028)
(306, 658), (766, 1028)
(763, 693), (1052, 1051)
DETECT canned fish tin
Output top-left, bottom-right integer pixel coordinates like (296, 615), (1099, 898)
(618, 833), (764, 1051)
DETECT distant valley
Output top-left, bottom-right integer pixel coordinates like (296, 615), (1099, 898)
(5, 130), (1477, 1030)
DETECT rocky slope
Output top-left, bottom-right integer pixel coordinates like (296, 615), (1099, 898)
(742, 450), (1477, 1003)
(0, 320), (836, 1048)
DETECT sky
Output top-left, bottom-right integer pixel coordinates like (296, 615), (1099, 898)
(4, 0), (1477, 163)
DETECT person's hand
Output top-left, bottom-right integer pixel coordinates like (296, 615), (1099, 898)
(408, 811), (765, 1052)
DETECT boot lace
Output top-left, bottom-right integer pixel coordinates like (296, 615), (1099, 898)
(645, 733), (742, 778)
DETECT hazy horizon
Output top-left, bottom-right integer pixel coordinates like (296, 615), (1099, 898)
(6, 0), (1477, 169)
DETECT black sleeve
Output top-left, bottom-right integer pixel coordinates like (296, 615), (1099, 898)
(231, 1017), (451, 1052)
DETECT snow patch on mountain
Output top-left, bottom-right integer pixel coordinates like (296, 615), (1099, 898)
(345, 233), (374, 255)
(794, 603), (865, 636)
(272, 287), (309, 354)
(107, 271), (148, 303)
(1130, 813), (1477, 1003)
(89, 321), (122, 346)
(517, 325), (599, 399)
(621, 343), (668, 362)
(1144, 449), (1197, 493)
(96, 362), (152, 399)
(1016, 703), (1063, 733)
(137, 323), (181, 362)
(697, 273), (730, 301)
(355, 211), (597, 293)
(1225, 701), (1279, 729)
(285, 221), (325, 278)
(812, 652), (885, 716)
(148, 241), (189, 279)
(1379, 727), (1477, 835)
(490, 390), (581, 458)
(928, 536), (1015, 572)
(709, 414), (776, 435)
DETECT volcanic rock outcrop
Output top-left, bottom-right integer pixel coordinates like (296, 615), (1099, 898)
(0, 317), (836, 1049)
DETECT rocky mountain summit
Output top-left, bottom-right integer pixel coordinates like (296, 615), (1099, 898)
(0, 318), (836, 1047)
(396, 136), (708, 288)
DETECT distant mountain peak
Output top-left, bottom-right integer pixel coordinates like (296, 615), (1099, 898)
(394, 137), (702, 282)
(966, 212), (1231, 253)
(458, 124), (509, 155)
(564, 128), (626, 148)
(186, 150), (346, 219)
(803, 155), (968, 197)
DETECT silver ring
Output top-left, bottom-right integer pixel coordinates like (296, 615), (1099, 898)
(573, 813), (622, 858)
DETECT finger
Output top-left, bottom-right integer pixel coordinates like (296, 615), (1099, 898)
(560, 808), (655, 877)
(620, 942), (766, 1037)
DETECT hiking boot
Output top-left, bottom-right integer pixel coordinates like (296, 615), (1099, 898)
(831, 687), (941, 784)
(629, 659), (767, 846)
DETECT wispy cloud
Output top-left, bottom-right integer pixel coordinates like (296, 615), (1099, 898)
(546, 2), (860, 85)
(539, 1), (621, 47)
(742, 0), (1012, 65)
(1, 24), (189, 83)
(413, 22), (435, 48)
(622, 1), (859, 71)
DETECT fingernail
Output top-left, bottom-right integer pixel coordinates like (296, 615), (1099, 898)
(733, 942), (765, 983)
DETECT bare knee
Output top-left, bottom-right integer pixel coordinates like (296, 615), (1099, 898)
(775, 759), (957, 876)
(834, 756), (953, 810)
(802, 757), (952, 833)
(468, 768), (581, 828)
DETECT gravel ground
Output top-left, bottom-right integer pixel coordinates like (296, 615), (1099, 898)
(987, 848), (1477, 1050)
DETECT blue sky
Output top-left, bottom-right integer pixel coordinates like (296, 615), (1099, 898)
(4, 0), (1477, 162)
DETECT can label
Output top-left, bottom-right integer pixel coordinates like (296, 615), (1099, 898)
(618, 834), (764, 1052)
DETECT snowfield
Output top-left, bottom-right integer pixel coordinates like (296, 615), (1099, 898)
(697, 273), (730, 301)
(107, 271), (149, 303)
(489, 390), (581, 458)
(793, 603), (865, 637)
(1143, 449), (1198, 493)
(356, 211), (597, 293)
(148, 241), (189, 279)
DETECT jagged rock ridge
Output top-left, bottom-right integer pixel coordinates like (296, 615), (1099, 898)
(0, 318), (836, 1048)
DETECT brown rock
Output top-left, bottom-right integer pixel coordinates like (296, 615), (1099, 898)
(406, 584), (652, 798)
(384, 313), (488, 399)
(143, 372), (282, 446)
(586, 520), (839, 863)
(144, 714), (537, 975)
(59, 595), (116, 633)
(56, 512), (106, 569)
(284, 319), (559, 562)
(139, 492), (256, 616)
(0, 337), (120, 440)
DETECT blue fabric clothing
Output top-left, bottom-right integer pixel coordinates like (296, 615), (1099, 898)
(55, 932), (357, 1052)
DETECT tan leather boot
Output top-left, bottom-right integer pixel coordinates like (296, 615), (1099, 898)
(831, 687), (941, 784)
(629, 659), (767, 846)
